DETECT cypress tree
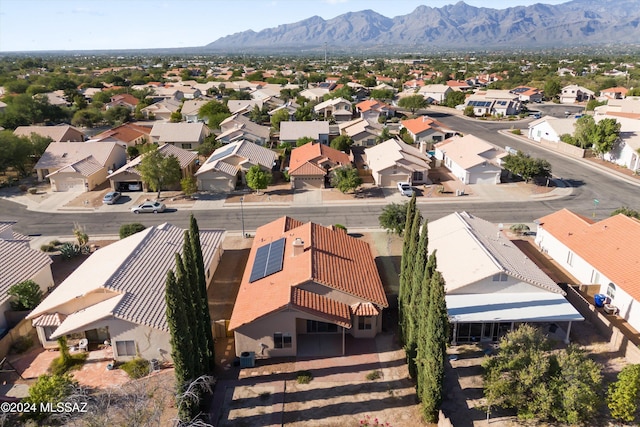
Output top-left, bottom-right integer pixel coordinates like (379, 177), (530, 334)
(189, 215), (216, 373)
(182, 230), (207, 376)
(174, 252), (199, 378)
(165, 269), (194, 421)
(398, 195), (417, 344)
(415, 250), (436, 398)
(400, 209), (422, 344)
(406, 219), (429, 379)
(421, 270), (449, 422)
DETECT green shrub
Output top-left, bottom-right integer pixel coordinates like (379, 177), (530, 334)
(119, 358), (150, 379)
(40, 244), (54, 252)
(8, 280), (43, 310)
(296, 370), (313, 384)
(366, 370), (382, 381)
(49, 337), (87, 376)
(119, 223), (146, 239)
(59, 242), (82, 259)
(333, 224), (347, 233)
(18, 184), (28, 192)
(22, 373), (77, 421)
(49, 239), (62, 247)
(28, 187), (38, 194)
(510, 128), (522, 135)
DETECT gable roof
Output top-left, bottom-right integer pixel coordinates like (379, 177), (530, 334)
(150, 122), (209, 143)
(528, 116), (577, 137)
(402, 115), (453, 136)
(435, 134), (505, 169)
(195, 139), (277, 177)
(289, 142), (350, 174)
(28, 223), (224, 333)
(0, 239), (52, 306)
(537, 209), (640, 300)
(229, 216), (387, 330)
(35, 142), (122, 171)
(0, 221), (29, 242)
(92, 123), (151, 144)
(364, 138), (430, 173)
(14, 125), (85, 142)
(280, 121), (330, 141)
(46, 155), (104, 178)
(108, 144), (197, 179)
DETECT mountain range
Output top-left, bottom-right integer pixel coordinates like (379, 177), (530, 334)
(203, 0), (640, 53)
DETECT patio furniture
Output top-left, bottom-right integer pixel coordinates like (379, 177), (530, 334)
(78, 338), (88, 352)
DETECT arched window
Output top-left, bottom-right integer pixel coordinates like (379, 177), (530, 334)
(607, 282), (616, 299)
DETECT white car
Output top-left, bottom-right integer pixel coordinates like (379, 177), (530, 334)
(131, 201), (166, 214)
(397, 182), (414, 197)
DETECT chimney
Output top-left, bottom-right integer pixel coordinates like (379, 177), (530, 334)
(418, 140), (427, 154)
(292, 238), (304, 256)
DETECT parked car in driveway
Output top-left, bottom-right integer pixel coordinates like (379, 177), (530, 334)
(131, 201), (166, 214)
(102, 191), (121, 205)
(397, 182), (414, 197)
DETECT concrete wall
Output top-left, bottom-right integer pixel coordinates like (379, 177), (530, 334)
(538, 138), (586, 158)
(565, 286), (640, 364)
(0, 317), (38, 362)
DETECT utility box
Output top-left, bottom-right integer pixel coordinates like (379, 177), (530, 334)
(239, 351), (255, 368)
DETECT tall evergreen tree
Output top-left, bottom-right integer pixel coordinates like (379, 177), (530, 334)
(190, 215), (216, 373)
(406, 219), (429, 379)
(165, 269), (195, 421)
(398, 195), (417, 344)
(174, 253), (198, 379)
(400, 209), (422, 344)
(421, 270), (449, 422)
(182, 230), (207, 376)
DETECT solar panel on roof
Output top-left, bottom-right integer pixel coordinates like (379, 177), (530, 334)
(248, 237), (287, 283)
(206, 145), (236, 164)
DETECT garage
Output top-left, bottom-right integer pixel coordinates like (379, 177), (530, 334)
(115, 181), (143, 192)
(292, 176), (324, 189)
(53, 178), (85, 192)
(380, 173), (409, 188)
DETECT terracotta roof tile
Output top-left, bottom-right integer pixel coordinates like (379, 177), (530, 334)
(288, 161), (326, 176)
(289, 142), (350, 174)
(537, 209), (640, 299)
(292, 288), (351, 328)
(351, 302), (379, 317)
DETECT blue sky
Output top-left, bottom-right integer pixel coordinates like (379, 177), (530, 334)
(0, 0), (569, 52)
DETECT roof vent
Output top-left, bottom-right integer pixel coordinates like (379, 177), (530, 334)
(292, 238), (304, 257)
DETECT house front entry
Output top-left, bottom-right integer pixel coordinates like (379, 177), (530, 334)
(85, 327), (110, 344)
(296, 319), (344, 357)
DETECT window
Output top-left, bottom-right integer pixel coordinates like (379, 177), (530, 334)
(412, 171), (424, 182)
(306, 320), (338, 333)
(181, 143), (192, 149)
(492, 272), (508, 282)
(273, 333), (292, 349)
(567, 251), (574, 266)
(358, 316), (373, 330)
(115, 340), (136, 357)
(607, 283), (616, 299)
(42, 326), (56, 341)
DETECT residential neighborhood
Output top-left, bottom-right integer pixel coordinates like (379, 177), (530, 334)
(1, 40), (640, 427)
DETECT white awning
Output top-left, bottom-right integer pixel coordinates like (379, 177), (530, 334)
(446, 292), (584, 324)
(50, 294), (124, 339)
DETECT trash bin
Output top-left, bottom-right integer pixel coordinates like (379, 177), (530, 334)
(594, 294), (607, 308)
(150, 358), (159, 371)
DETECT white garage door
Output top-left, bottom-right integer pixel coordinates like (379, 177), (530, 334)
(55, 178), (85, 192)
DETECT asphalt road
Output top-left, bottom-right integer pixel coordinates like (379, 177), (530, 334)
(1, 112), (637, 237)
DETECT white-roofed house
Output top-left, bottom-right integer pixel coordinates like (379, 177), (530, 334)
(418, 84), (452, 104)
(34, 142), (127, 191)
(27, 223), (225, 361)
(280, 121), (330, 145)
(430, 212), (583, 344)
(560, 85), (595, 104)
(364, 138), (431, 187)
(140, 97), (182, 121)
(599, 115), (640, 172)
(299, 87), (330, 102)
(180, 99), (211, 123)
(14, 125), (85, 142)
(313, 97), (353, 122)
(434, 134), (505, 185)
(150, 122), (210, 150)
(338, 118), (382, 147)
(107, 144), (197, 192)
(217, 114), (270, 146)
(196, 140), (277, 192)
(227, 99), (264, 115)
(0, 221), (53, 332)
(527, 116), (577, 143)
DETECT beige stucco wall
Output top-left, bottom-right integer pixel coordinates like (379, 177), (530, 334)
(292, 175), (324, 189)
(234, 309), (298, 358)
(108, 318), (172, 362)
(197, 172), (236, 192)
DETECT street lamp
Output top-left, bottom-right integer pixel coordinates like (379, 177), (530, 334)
(240, 196), (245, 238)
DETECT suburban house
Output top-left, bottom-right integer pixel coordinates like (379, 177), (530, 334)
(27, 223), (225, 361)
(355, 99), (394, 122)
(338, 118), (383, 147)
(364, 138), (431, 187)
(430, 211), (583, 344)
(510, 86), (544, 103)
(401, 115), (456, 149)
(299, 87), (330, 102)
(594, 98), (640, 117)
(14, 125), (85, 142)
(535, 209), (640, 332)
(34, 142), (127, 191)
(90, 123), (151, 149)
(181, 99), (211, 123)
(464, 90), (521, 116)
(527, 116), (577, 143)
(599, 115), (640, 172)
(195, 139), (277, 192)
(229, 216), (388, 358)
(140, 97), (182, 121)
(227, 99), (264, 115)
(0, 221), (53, 332)
(418, 84), (452, 104)
(107, 144), (197, 192)
(560, 85), (595, 104)
(288, 142), (351, 189)
(217, 114), (270, 146)
(599, 87), (628, 101)
(150, 122), (210, 150)
(280, 121), (331, 145)
(434, 134), (505, 185)
(313, 97), (353, 122)
(268, 102), (298, 122)
(105, 94), (139, 111)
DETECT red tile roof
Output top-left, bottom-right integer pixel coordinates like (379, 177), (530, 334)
(351, 302), (379, 317)
(93, 123), (150, 143)
(229, 216), (387, 330)
(537, 209), (640, 300)
(402, 116), (450, 136)
(289, 142), (350, 174)
(292, 288), (351, 328)
(288, 161), (326, 176)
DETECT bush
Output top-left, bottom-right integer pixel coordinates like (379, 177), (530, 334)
(8, 280), (43, 310)
(19, 184), (28, 192)
(119, 223), (146, 239)
(510, 128), (522, 135)
(22, 373), (78, 421)
(296, 370), (313, 384)
(59, 242), (82, 259)
(49, 239), (62, 247)
(333, 224), (347, 233)
(49, 337), (87, 375)
(119, 358), (150, 379)
(40, 244), (54, 252)
(28, 187), (37, 194)
(366, 370), (382, 381)
(509, 223), (530, 236)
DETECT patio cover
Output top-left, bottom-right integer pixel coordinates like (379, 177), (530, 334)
(50, 294), (124, 339)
